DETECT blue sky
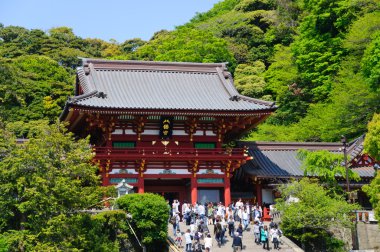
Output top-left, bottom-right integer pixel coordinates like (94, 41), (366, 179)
(0, 0), (220, 42)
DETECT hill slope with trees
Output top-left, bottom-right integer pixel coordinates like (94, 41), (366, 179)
(0, 0), (379, 142)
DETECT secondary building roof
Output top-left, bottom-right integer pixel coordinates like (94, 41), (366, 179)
(237, 139), (376, 179)
(61, 58), (276, 118)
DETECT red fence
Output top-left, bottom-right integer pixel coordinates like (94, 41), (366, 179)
(94, 147), (248, 161)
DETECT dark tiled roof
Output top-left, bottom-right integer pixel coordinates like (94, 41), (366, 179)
(238, 141), (375, 179)
(64, 59), (276, 114)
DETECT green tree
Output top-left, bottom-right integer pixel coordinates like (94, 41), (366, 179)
(0, 55), (73, 123)
(276, 178), (359, 251)
(361, 113), (380, 222)
(364, 113), (380, 161)
(362, 32), (380, 91)
(234, 61), (267, 98)
(362, 175), (380, 225)
(0, 122), (103, 233)
(116, 193), (169, 250)
(135, 28), (236, 70)
(121, 38), (147, 53)
(298, 149), (360, 192)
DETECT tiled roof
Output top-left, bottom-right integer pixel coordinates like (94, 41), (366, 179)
(238, 141), (375, 179)
(65, 59), (276, 114)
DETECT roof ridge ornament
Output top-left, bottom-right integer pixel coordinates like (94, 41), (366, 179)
(96, 92), (107, 99)
(229, 95), (240, 101)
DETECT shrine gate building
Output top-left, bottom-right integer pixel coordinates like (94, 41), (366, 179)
(60, 58), (277, 206)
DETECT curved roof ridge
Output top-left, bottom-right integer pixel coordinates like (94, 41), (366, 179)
(216, 67), (238, 97)
(77, 67), (96, 93)
(237, 95), (276, 107)
(81, 58), (228, 71)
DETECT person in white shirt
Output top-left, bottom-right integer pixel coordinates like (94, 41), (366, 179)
(182, 202), (188, 221)
(184, 229), (192, 252)
(172, 199), (180, 215)
(237, 207), (243, 224)
(198, 203), (206, 222)
(235, 198), (243, 209)
(270, 225), (280, 250)
(217, 202), (225, 217)
(242, 208), (249, 230)
(204, 233), (213, 251)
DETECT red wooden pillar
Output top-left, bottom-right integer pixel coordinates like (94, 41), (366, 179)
(256, 182), (262, 206)
(191, 176), (198, 204)
(138, 176), (144, 193)
(224, 176), (231, 206)
(100, 165), (109, 186)
(102, 175), (109, 186)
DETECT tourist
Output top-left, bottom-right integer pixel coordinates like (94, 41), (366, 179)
(207, 203), (214, 225)
(235, 198), (243, 209)
(237, 206), (243, 224)
(214, 219), (223, 247)
(269, 218), (276, 230)
(245, 201), (251, 220)
(271, 224), (280, 250)
(236, 224), (243, 238)
(242, 208), (249, 230)
(217, 202), (225, 217)
(182, 201), (188, 222)
(254, 204), (261, 221)
(226, 207), (234, 220)
(198, 203), (206, 223)
(220, 216), (227, 245)
(172, 199), (180, 215)
(228, 216), (235, 237)
(171, 211), (180, 237)
(232, 231), (243, 252)
(175, 229), (183, 248)
(204, 233), (213, 251)
(261, 225), (269, 250)
(200, 220), (209, 234)
(184, 229), (192, 252)
(253, 220), (261, 244)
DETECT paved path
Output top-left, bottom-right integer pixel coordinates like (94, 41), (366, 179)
(169, 221), (295, 252)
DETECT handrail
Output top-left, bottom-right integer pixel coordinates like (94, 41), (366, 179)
(167, 237), (182, 252)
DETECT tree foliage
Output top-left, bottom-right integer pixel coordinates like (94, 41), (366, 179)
(116, 193), (169, 251)
(0, 122), (104, 231)
(298, 149), (360, 192)
(362, 173), (380, 225)
(276, 178), (359, 251)
(134, 28), (236, 70)
(0, 122), (133, 250)
(1, 1), (379, 142)
(0, 56), (73, 125)
(364, 113), (380, 161)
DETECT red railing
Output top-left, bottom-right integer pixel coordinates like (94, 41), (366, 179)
(94, 147), (249, 161)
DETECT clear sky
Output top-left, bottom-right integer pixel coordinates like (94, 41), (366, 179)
(0, 0), (220, 42)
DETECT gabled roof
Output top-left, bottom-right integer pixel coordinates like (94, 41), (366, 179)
(61, 58), (276, 117)
(237, 141), (375, 179)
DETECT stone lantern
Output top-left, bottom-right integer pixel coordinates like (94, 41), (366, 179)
(115, 179), (134, 198)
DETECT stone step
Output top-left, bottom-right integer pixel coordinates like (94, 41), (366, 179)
(169, 221), (301, 252)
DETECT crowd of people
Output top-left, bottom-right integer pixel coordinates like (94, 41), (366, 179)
(168, 198), (283, 251)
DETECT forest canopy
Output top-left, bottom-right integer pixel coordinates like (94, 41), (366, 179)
(0, 0), (379, 142)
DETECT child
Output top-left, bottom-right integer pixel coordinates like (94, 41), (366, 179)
(175, 229), (183, 248)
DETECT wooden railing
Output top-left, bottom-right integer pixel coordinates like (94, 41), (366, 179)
(270, 209), (378, 224)
(94, 147), (249, 161)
